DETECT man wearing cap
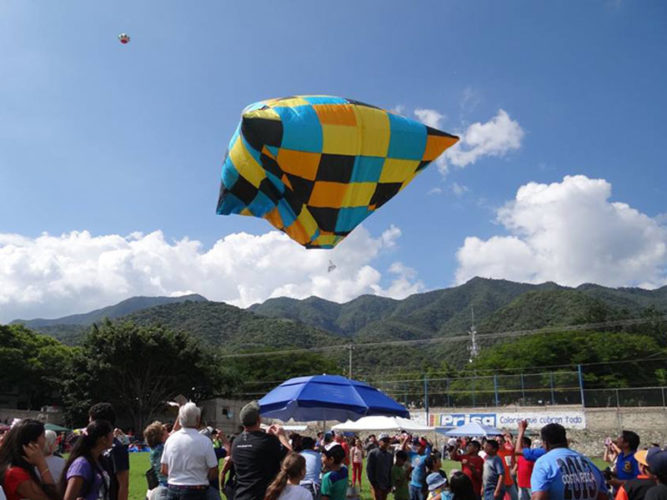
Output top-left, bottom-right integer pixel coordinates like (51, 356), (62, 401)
(451, 440), (483, 500)
(367, 433), (395, 500)
(402, 436), (431, 500)
(230, 401), (291, 500)
(530, 423), (607, 500)
(646, 447), (667, 500)
(615, 449), (656, 500)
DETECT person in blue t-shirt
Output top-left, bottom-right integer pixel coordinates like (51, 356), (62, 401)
(530, 423), (607, 500)
(514, 420), (546, 463)
(403, 436), (431, 500)
(609, 431), (640, 491)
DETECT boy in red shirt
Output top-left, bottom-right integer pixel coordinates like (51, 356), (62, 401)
(497, 434), (517, 500)
(451, 440), (484, 500)
(513, 436), (534, 500)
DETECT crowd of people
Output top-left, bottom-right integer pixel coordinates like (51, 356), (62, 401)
(0, 401), (665, 500)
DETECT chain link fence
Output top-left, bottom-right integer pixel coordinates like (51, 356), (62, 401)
(370, 371), (582, 409)
(238, 372), (667, 409)
(584, 386), (667, 407)
(368, 372), (667, 409)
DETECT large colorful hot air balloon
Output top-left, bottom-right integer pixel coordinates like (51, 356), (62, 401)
(216, 96), (459, 249)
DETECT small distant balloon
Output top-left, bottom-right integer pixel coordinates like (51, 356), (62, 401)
(327, 260), (336, 273)
(118, 33), (130, 44)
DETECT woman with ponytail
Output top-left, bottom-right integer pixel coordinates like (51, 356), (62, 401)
(264, 452), (310, 500)
(0, 419), (59, 500)
(61, 419), (114, 500)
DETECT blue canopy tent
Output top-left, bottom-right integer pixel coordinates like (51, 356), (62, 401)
(259, 374), (409, 422)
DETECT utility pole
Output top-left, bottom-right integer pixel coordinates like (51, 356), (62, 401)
(468, 305), (479, 363)
(348, 344), (353, 379)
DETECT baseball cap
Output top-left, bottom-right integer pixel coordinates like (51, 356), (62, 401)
(635, 449), (649, 467)
(378, 433), (391, 441)
(239, 401), (261, 427)
(413, 437), (428, 447)
(324, 443), (346, 461)
(426, 472), (447, 491)
(647, 447), (667, 476)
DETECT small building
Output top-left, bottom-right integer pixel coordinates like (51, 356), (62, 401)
(199, 398), (248, 436)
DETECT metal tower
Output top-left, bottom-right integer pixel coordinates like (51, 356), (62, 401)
(468, 305), (479, 362)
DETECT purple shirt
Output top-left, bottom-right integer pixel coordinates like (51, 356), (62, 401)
(66, 457), (106, 500)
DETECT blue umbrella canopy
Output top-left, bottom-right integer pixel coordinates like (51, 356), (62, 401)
(259, 374), (410, 422)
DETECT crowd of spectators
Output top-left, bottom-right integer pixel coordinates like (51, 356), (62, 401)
(1, 402), (666, 500)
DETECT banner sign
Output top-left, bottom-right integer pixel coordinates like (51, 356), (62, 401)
(427, 410), (586, 429)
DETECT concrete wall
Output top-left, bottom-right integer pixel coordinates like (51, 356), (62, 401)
(0, 408), (66, 426)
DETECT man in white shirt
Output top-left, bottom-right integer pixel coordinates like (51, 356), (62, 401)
(41, 430), (66, 482)
(161, 402), (218, 500)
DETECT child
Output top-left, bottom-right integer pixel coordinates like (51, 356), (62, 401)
(426, 472), (450, 500)
(392, 450), (409, 500)
(482, 440), (505, 500)
(321, 444), (348, 500)
(265, 452), (311, 500)
(351, 438), (364, 490)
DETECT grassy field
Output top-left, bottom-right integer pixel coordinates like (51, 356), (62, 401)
(128, 454), (608, 500)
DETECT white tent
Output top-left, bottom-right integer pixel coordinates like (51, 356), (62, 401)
(442, 421), (501, 437)
(332, 415), (434, 433)
(261, 423), (308, 432)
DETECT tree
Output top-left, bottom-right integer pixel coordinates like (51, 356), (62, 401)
(61, 320), (234, 431)
(466, 330), (666, 388)
(223, 349), (342, 399)
(0, 324), (72, 409)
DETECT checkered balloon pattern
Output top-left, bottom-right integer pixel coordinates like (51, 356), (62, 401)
(216, 96), (459, 249)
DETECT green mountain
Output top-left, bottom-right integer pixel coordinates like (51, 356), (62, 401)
(249, 294), (399, 335)
(11, 294), (209, 345)
(478, 289), (624, 332)
(13, 294), (208, 328)
(13, 278), (667, 375)
(124, 300), (343, 350)
(250, 278), (564, 342)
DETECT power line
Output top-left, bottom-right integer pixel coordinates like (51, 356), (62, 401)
(354, 353), (667, 379)
(217, 314), (667, 359)
(238, 355), (667, 388)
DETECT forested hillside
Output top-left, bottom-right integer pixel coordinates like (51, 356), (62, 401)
(13, 277), (667, 377)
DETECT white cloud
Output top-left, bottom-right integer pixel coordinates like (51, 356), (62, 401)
(0, 225), (422, 322)
(460, 86), (481, 113)
(451, 182), (469, 197)
(390, 105), (406, 116)
(428, 187), (443, 196)
(455, 175), (667, 288)
(374, 262), (424, 298)
(443, 109), (524, 171)
(414, 108), (445, 129)
(389, 106), (524, 176)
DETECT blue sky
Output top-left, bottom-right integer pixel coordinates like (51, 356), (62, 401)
(1, 1), (666, 321)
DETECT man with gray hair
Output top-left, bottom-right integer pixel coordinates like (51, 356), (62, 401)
(161, 402), (218, 500)
(42, 430), (65, 482)
(231, 400), (291, 500)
